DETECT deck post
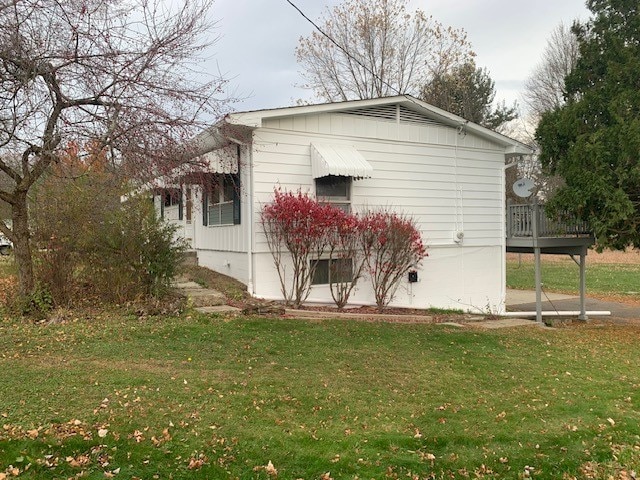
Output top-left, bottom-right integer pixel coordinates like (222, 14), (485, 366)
(532, 200), (542, 323)
(578, 246), (588, 321)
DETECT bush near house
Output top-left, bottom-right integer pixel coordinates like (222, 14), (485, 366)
(360, 210), (427, 311)
(326, 207), (367, 309)
(261, 189), (427, 310)
(25, 157), (184, 311)
(261, 189), (336, 308)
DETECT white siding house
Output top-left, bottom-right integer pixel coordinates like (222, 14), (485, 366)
(158, 96), (532, 313)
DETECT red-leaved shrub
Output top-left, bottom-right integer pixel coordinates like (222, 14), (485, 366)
(360, 210), (427, 311)
(261, 189), (428, 310)
(260, 189), (336, 307)
(326, 208), (366, 309)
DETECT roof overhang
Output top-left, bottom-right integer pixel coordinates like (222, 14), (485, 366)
(187, 95), (533, 166)
(311, 143), (373, 179)
(223, 95), (534, 156)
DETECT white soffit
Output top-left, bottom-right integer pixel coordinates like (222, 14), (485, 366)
(310, 143), (373, 179)
(200, 145), (238, 174)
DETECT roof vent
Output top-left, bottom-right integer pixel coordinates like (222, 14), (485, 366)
(341, 104), (445, 127)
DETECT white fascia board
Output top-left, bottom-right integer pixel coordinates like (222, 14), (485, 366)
(226, 96), (412, 128)
(505, 144), (536, 157)
(225, 95), (533, 154)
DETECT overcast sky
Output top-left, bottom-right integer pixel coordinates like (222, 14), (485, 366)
(208, 0), (590, 113)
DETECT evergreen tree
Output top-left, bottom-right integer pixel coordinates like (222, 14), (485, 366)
(420, 61), (517, 131)
(536, 0), (640, 249)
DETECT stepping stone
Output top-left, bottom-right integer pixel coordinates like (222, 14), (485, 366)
(186, 289), (226, 307)
(196, 305), (241, 314)
(173, 281), (203, 289)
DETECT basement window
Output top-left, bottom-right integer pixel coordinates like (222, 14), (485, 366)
(311, 258), (354, 285)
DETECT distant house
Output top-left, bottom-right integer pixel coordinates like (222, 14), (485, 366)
(156, 95), (532, 312)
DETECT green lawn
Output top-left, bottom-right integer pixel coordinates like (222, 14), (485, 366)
(1, 313), (640, 479)
(507, 259), (640, 296)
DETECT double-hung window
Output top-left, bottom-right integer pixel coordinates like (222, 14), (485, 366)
(159, 188), (183, 220)
(203, 174), (241, 226)
(315, 175), (351, 213)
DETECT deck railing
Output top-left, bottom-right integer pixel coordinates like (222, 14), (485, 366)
(507, 203), (591, 238)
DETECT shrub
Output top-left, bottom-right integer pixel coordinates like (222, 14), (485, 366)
(360, 210), (427, 311)
(82, 197), (186, 302)
(326, 208), (366, 309)
(31, 156), (185, 306)
(260, 188), (336, 307)
(17, 285), (54, 318)
(261, 190), (429, 311)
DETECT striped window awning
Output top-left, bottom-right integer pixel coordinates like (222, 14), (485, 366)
(310, 143), (373, 179)
(200, 145), (239, 174)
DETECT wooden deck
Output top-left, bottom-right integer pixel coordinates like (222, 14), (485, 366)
(505, 203), (594, 321)
(506, 203), (594, 254)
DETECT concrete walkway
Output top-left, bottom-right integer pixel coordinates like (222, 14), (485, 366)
(506, 289), (640, 322)
(173, 280), (241, 314)
(173, 277), (640, 327)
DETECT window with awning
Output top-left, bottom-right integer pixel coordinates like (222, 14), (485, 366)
(197, 145), (241, 227)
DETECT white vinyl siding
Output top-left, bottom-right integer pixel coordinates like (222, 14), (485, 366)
(183, 104), (524, 312)
(251, 124), (505, 251)
(191, 145), (251, 256)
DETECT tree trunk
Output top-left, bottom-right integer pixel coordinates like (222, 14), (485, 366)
(12, 192), (35, 296)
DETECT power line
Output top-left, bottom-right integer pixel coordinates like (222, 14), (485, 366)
(283, 0), (475, 134)
(283, 0), (405, 98)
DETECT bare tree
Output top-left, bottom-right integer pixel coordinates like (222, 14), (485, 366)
(507, 22), (581, 202)
(295, 0), (474, 102)
(0, 0), (231, 296)
(523, 21), (580, 122)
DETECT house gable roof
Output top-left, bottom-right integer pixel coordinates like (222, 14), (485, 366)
(194, 96), (533, 157)
(223, 95), (532, 156)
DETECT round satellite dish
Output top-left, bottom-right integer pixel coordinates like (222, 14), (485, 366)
(513, 178), (535, 198)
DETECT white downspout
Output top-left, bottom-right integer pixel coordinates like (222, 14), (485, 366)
(502, 160), (518, 314)
(246, 144), (255, 296)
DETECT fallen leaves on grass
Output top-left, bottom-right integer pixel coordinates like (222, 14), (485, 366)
(265, 460), (278, 477)
(66, 454), (91, 468)
(1, 422), (80, 441)
(254, 460), (278, 477)
(103, 467), (121, 478)
(151, 427), (172, 446)
(187, 453), (208, 470)
(0, 466), (20, 478)
(0, 276), (17, 306)
(47, 419), (93, 440)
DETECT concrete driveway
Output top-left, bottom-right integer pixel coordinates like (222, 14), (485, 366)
(506, 289), (640, 323)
